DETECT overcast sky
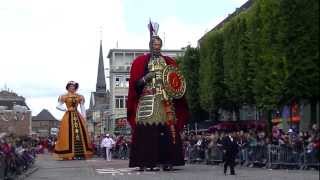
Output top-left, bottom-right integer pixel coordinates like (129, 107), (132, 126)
(0, 0), (247, 119)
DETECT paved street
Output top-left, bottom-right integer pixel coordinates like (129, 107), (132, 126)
(25, 154), (319, 180)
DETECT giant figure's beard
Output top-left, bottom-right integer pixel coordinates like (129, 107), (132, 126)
(152, 50), (161, 58)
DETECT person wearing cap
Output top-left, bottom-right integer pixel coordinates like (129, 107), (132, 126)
(127, 21), (189, 171)
(288, 128), (294, 133)
(101, 134), (115, 161)
(54, 81), (93, 160)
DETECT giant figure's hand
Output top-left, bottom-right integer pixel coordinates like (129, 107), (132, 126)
(144, 72), (155, 82)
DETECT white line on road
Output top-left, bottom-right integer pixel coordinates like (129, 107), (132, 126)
(95, 167), (159, 176)
(96, 167), (137, 175)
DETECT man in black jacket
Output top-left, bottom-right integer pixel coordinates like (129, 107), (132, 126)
(222, 131), (239, 175)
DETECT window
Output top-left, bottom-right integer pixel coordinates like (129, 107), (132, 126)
(124, 53), (134, 62)
(115, 96), (121, 108)
(115, 96), (126, 108)
(115, 76), (122, 87)
(115, 96), (128, 108)
(119, 98), (124, 108)
(125, 96), (128, 108)
(125, 76), (130, 87)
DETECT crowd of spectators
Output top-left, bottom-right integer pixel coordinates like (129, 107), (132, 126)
(90, 123), (319, 170)
(181, 124), (320, 169)
(0, 133), (40, 180)
(3, 123), (316, 179)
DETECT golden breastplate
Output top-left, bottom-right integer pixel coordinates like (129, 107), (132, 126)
(136, 56), (186, 125)
(136, 57), (168, 125)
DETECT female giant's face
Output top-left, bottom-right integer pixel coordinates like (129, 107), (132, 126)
(67, 84), (76, 93)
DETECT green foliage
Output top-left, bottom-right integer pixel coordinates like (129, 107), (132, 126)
(280, 0), (319, 101)
(197, 30), (226, 120)
(179, 0), (319, 122)
(178, 46), (208, 122)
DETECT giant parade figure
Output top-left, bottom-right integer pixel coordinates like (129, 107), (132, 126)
(127, 21), (189, 171)
(54, 81), (93, 160)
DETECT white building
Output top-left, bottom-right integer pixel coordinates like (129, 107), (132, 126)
(107, 49), (185, 134)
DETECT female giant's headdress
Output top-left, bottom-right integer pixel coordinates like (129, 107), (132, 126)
(66, 81), (79, 90)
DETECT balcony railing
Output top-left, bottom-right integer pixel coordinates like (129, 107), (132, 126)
(110, 66), (131, 73)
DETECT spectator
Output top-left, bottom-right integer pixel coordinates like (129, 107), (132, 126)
(101, 134), (115, 162)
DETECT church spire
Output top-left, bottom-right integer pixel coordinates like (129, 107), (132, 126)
(96, 40), (106, 92)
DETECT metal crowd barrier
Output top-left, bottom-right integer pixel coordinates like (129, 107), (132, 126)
(112, 145), (130, 160)
(302, 149), (320, 169)
(184, 143), (192, 163)
(185, 143), (319, 170)
(244, 145), (268, 167)
(267, 145), (304, 169)
(187, 144), (206, 163)
(206, 146), (223, 165)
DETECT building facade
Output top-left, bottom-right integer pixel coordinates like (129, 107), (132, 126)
(32, 109), (60, 137)
(107, 49), (185, 134)
(86, 41), (111, 139)
(0, 90), (32, 136)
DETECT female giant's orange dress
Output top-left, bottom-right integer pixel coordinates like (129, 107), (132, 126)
(54, 94), (93, 160)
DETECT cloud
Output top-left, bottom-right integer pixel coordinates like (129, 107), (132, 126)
(157, 15), (227, 49)
(0, 0), (242, 118)
(26, 96), (63, 120)
(0, 0), (126, 117)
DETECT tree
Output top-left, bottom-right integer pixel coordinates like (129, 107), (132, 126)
(189, 0), (319, 130)
(178, 46), (208, 123)
(280, 0), (319, 127)
(222, 19), (242, 120)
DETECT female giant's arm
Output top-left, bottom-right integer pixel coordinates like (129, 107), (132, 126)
(79, 95), (86, 119)
(56, 95), (66, 111)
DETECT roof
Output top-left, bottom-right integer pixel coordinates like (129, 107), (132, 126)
(32, 109), (57, 121)
(96, 40), (107, 92)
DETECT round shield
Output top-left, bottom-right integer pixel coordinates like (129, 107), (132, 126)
(162, 65), (186, 99)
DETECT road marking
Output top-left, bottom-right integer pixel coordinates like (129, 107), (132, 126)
(96, 168), (136, 175)
(96, 168), (157, 175)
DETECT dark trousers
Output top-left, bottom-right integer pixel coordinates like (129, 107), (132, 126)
(224, 157), (235, 175)
(102, 147), (106, 159)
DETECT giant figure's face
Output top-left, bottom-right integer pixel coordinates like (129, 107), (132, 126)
(152, 38), (162, 55)
(67, 84), (76, 93)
